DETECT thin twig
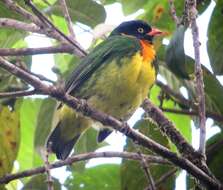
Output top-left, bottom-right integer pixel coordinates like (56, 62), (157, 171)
(0, 45), (74, 56)
(156, 80), (193, 108)
(45, 142), (54, 190)
(24, 0), (87, 57)
(59, 0), (76, 39)
(0, 89), (38, 98)
(134, 144), (156, 190)
(161, 108), (223, 123)
(0, 57), (221, 189)
(168, 0), (180, 25)
(156, 81), (223, 123)
(145, 168), (178, 190)
(187, 0), (206, 156)
(139, 152), (156, 190)
(0, 151), (170, 184)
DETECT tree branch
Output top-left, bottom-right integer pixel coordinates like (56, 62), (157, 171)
(146, 168), (178, 190)
(0, 18), (44, 33)
(187, 0), (206, 156)
(3, 0), (41, 25)
(168, 0), (180, 25)
(0, 45), (74, 56)
(0, 151), (170, 184)
(3, 0), (86, 57)
(0, 89), (38, 98)
(24, 0), (87, 57)
(0, 57), (221, 189)
(45, 143), (54, 190)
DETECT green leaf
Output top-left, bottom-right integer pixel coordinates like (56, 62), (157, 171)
(49, 0), (106, 28)
(165, 25), (190, 79)
(34, 98), (57, 154)
(22, 174), (61, 190)
(65, 164), (120, 190)
(0, 106), (20, 177)
(207, 0), (223, 74)
(121, 119), (175, 190)
(17, 98), (43, 172)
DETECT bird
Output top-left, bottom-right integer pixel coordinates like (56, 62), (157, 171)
(47, 20), (164, 160)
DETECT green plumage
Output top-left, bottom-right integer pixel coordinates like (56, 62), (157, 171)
(65, 36), (141, 95)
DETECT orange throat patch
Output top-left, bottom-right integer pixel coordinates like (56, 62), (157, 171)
(139, 40), (156, 62)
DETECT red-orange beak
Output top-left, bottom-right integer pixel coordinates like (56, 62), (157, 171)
(148, 28), (165, 36)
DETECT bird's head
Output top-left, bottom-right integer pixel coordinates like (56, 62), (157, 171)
(110, 20), (164, 43)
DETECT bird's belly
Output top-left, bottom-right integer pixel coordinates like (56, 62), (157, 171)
(87, 53), (156, 119)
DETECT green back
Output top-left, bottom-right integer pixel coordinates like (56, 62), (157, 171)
(65, 35), (141, 94)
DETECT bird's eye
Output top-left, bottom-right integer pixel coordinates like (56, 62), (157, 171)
(137, 28), (144, 33)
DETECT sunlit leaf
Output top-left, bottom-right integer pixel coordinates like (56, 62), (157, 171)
(17, 98), (43, 172)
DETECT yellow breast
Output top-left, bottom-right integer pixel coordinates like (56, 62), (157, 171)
(88, 44), (156, 119)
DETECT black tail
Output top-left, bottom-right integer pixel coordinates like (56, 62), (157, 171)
(97, 128), (112, 142)
(47, 123), (80, 160)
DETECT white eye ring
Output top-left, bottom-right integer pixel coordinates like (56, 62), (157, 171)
(137, 28), (144, 33)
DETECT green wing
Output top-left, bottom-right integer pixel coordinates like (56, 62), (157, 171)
(65, 35), (141, 94)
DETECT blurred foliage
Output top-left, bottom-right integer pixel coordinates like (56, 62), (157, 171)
(121, 119), (176, 190)
(22, 174), (61, 190)
(207, 0), (223, 74)
(0, 0), (222, 189)
(65, 164), (120, 190)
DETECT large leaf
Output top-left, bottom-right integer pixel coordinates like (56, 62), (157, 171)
(121, 119), (175, 190)
(48, 0), (106, 28)
(16, 98), (43, 172)
(0, 106), (20, 177)
(207, 0), (223, 74)
(65, 164), (120, 190)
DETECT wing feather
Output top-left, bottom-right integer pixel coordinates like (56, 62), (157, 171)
(65, 35), (141, 95)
